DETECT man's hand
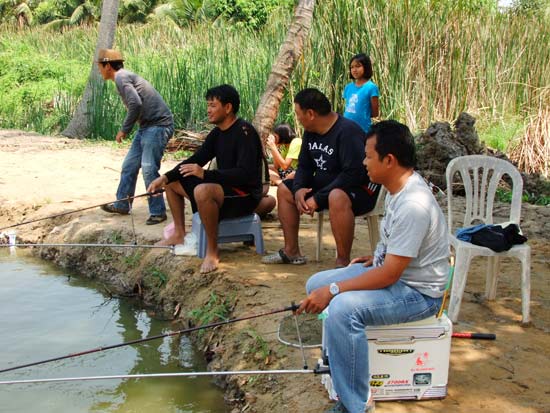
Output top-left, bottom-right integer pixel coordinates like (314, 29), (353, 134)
(304, 196), (318, 216)
(350, 255), (374, 267)
(296, 286), (332, 315)
(147, 175), (167, 195)
(115, 131), (127, 144)
(179, 163), (204, 179)
(295, 188), (313, 215)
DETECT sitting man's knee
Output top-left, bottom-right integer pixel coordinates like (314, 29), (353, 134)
(193, 184), (210, 202)
(194, 183), (222, 203)
(277, 183), (294, 202)
(328, 188), (350, 209)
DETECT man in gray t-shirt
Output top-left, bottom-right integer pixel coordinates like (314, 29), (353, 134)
(297, 120), (449, 413)
(96, 49), (174, 225)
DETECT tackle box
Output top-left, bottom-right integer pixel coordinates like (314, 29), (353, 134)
(320, 313), (452, 401)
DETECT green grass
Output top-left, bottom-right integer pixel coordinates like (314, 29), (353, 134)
(478, 118), (525, 152)
(145, 266), (168, 287)
(123, 251), (142, 268)
(188, 292), (233, 336)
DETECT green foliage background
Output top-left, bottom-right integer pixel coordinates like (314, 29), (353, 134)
(0, 0), (549, 152)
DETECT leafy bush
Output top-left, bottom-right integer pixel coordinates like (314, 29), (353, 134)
(34, 1), (59, 24)
(215, 0), (293, 29)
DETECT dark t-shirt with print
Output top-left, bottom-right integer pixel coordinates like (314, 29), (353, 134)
(293, 115), (373, 207)
(165, 118), (263, 201)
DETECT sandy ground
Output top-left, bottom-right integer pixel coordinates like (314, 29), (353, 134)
(0, 130), (549, 413)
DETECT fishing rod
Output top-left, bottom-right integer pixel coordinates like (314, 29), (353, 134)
(0, 368), (331, 386)
(0, 190), (165, 232)
(0, 243), (172, 250)
(0, 303), (300, 375)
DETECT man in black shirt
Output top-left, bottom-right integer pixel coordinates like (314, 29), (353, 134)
(263, 88), (380, 267)
(148, 85), (263, 273)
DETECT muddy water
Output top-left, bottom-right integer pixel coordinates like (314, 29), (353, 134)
(0, 250), (228, 413)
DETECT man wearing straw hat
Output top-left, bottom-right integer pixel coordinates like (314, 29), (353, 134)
(297, 120), (449, 413)
(97, 48), (174, 225)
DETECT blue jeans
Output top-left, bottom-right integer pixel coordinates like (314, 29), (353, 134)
(306, 264), (442, 413)
(114, 125), (173, 216)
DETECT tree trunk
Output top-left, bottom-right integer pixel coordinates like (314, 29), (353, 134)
(252, 0), (316, 142)
(61, 0), (120, 139)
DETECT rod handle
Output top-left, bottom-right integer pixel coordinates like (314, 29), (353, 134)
(452, 332), (496, 340)
(147, 189), (166, 196)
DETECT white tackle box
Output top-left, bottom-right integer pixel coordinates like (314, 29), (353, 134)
(320, 313), (452, 401)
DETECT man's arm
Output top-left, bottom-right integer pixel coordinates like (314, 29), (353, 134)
(297, 254), (412, 314)
(164, 132), (216, 183)
(292, 135), (314, 191)
(116, 73), (142, 135)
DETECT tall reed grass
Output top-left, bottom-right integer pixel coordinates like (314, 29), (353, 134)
(0, 0), (549, 142)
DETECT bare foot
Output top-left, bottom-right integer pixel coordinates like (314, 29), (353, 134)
(335, 257), (350, 268)
(200, 255), (219, 274)
(156, 234), (185, 246)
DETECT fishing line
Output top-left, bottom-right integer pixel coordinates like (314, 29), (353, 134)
(128, 194), (138, 246)
(0, 190), (165, 232)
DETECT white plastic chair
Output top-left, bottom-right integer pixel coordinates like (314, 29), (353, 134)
(446, 155), (531, 324)
(315, 187), (387, 262)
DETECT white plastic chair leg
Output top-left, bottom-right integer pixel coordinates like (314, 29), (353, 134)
(485, 256), (500, 300)
(448, 247), (473, 323)
(520, 248), (531, 324)
(316, 211), (324, 262)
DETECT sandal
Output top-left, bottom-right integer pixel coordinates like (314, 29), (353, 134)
(100, 203), (130, 215)
(145, 214), (167, 225)
(262, 248), (307, 265)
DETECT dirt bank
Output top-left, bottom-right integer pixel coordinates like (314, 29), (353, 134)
(1, 130), (549, 413)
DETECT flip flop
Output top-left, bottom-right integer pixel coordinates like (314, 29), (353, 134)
(262, 248), (307, 265)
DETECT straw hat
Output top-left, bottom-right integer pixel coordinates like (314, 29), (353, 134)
(97, 49), (124, 63)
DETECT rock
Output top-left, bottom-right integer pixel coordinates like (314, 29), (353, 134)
(454, 112), (483, 154)
(415, 112), (550, 199)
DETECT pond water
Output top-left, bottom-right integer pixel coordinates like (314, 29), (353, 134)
(0, 249), (228, 413)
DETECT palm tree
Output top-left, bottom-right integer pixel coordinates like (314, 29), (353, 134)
(253, 0), (315, 141)
(61, 0), (120, 138)
(253, 0), (316, 141)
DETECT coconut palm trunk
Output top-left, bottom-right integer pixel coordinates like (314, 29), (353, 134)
(61, 0), (120, 138)
(252, 0), (316, 141)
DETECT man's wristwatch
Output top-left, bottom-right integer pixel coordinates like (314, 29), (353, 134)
(329, 282), (340, 296)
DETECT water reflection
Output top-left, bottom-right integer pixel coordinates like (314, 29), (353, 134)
(0, 250), (227, 413)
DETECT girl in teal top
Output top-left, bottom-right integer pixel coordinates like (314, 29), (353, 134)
(343, 53), (379, 132)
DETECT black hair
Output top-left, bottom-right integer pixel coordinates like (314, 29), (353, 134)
(293, 88), (331, 116)
(349, 53), (373, 80)
(366, 120), (416, 168)
(273, 123), (296, 145)
(205, 84), (240, 114)
(101, 61), (124, 71)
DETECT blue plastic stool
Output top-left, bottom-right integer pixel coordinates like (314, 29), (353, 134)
(192, 213), (265, 258)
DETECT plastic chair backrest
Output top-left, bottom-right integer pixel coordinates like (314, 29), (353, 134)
(446, 155), (523, 232)
(369, 186), (387, 216)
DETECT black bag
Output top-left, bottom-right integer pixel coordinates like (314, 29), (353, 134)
(470, 223), (527, 252)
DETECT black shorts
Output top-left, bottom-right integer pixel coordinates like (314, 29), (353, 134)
(177, 176), (260, 219)
(283, 179), (380, 216)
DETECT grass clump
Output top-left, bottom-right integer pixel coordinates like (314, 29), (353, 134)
(144, 265), (168, 288)
(188, 292), (233, 336)
(123, 251), (142, 268)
